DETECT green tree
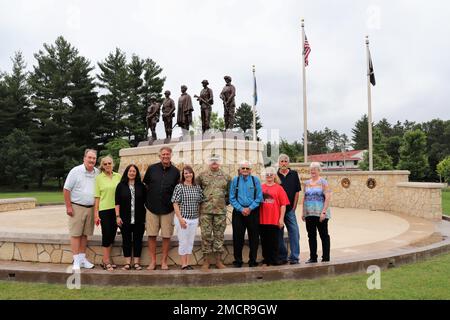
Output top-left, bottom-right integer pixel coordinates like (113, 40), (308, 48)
(437, 156), (450, 183)
(421, 119), (450, 181)
(97, 48), (130, 140)
(0, 129), (39, 187)
(279, 139), (303, 162)
(234, 103), (262, 135)
(308, 130), (328, 155)
(29, 36), (99, 187)
(359, 127), (393, 170)
(352, 114), (369, 150)
(397, 129), (430, 181)
(0, 52), (32, 139)
(97, 50), (165, 145)
(99, 138), (130, 172)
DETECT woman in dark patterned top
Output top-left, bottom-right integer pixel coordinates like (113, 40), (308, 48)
(171, 165), (204, 270)
(115, 164), (146, 270)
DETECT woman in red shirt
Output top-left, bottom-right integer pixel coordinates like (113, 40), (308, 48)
(259, 167), (290, 266)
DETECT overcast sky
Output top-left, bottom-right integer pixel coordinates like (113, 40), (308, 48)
(1, 0), (449, 142)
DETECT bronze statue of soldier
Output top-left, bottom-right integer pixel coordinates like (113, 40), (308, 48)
(146, 98), (161, 144)
(177, 85), (193, 132)
(194, 80), (214, 133)
(161, 90), (176, 142)
(220, 75), (236, 130)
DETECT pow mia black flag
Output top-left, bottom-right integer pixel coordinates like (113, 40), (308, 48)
(368, 49), (376, 86)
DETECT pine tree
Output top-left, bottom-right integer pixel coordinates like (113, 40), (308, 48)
(0, 129), (39, 187)
(351, 114), (369, 150)
(359, 127), (393, 170)
(97, 48), (130, 140)
(397, 129), (430, 181)
(29, 36), (99, 186)
(97, 51), (165, 145)
(234, 102), (262, 135)
(0, 52), (32, 139)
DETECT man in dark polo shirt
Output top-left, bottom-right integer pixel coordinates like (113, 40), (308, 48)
(143, 146), (180, 270)
(277, 154), (301, 264)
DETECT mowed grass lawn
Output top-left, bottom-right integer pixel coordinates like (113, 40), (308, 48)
(0, 252), (450, 300)
(0, 191), (63, 204)
(442, 187), (450, 216)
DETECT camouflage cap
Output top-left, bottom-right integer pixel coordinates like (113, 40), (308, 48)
(208, 154), (221, 163)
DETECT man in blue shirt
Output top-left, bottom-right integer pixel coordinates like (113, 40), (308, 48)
(229, 160), (263, 267)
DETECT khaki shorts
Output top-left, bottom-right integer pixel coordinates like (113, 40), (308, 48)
(145, 210), (174, 238)
(68, 204), (95, 237)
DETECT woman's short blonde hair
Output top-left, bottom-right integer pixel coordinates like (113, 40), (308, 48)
(262, 166), (281, 184)
(99, 155), (114, 172)
(309, 162), (322, 172)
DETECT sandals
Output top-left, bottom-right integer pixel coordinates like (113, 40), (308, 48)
(181, 265), (194, 270)
(121, 264), (131, 270)
(133, 263), (143, 271)
(100, 262), (114, 271)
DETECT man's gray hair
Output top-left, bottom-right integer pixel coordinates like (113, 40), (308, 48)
(159, 146), (173, 154)
(239, 160), (252, 168)
(278, 154), (290, 163)
(84, 149), (97, 157)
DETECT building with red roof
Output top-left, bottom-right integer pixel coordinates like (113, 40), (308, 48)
(308, 150), (366, 171)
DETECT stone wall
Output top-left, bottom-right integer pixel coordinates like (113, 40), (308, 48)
(289, 166), (445, 221)
(392, 183), (445, 220)
(0, 198), (36, 213)
(119, 137), (265, 177)
(0, 237), (267, 266)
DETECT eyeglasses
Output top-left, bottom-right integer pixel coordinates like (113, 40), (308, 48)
(265, 174), (274, 177)
(241, 167), (250, 170)
(104, 162), (112, 165)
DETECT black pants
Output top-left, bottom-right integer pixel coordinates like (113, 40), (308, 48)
(232, 208), (260, 264)
(99, 209), (117, 247)
(305, 216), (330, 261)
(120, 223), (146, 258)
(260, 224), (280, 265)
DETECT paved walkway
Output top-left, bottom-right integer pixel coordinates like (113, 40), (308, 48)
(0, 205), (439, 261)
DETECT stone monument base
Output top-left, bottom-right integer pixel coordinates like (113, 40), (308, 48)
(120, 132), (265, 177)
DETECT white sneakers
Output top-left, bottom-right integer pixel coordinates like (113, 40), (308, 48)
(72, 254), (95, 270)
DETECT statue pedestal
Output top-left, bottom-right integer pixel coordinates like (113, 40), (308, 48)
(119, 134), (265, 177)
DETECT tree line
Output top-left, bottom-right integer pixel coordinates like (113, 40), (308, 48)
(0, 37), (264, 189)
(0, 36), (165, 188)
(278, 115), (450, 182)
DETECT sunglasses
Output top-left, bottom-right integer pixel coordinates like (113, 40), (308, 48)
(241, 167), (250, 170)
(104, 162), (112, 165)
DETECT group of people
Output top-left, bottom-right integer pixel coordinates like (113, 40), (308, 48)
(63, 147), (331, 271)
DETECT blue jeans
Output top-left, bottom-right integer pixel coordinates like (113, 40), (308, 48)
(278, 209), (300, 263)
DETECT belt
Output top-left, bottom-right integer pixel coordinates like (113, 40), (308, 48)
(71, 202), (94, 208)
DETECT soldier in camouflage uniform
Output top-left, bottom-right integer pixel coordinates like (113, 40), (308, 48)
(196, 154), (231, 270)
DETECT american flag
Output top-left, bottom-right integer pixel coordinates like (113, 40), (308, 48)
(304, 35), (311, 66)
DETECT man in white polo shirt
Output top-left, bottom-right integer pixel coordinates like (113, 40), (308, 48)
(63, 149), (99, 270)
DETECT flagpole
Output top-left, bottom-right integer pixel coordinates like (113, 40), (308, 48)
(301, 19), (308, 164)
(366, 35), (374, 171)
(252, 65), (257, 141)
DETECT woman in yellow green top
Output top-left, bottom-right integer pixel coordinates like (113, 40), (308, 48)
(94, 155), (122, 271)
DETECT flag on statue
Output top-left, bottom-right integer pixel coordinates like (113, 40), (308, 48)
(368, 49), (376, 86)
(304, 35), (311, 66)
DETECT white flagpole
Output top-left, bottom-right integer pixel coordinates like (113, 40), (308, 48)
(301, 19), (308, 163)
(252, 65), (257, 141)
(366, 36), (374, 171)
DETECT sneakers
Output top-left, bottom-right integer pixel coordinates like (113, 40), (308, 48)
(75, 254), (95, 269)
(80, 258), (95, 269)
